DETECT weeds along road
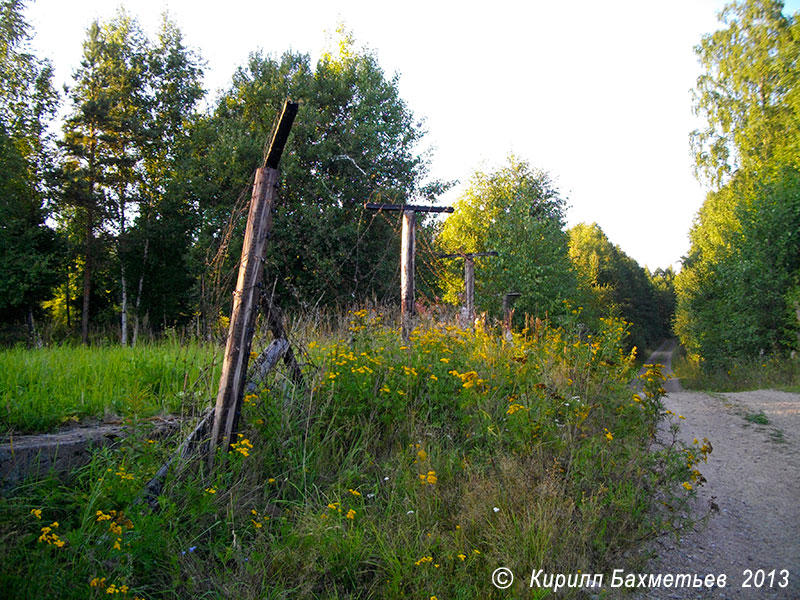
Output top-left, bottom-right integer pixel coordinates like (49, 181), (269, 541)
(640, 340), (800, 600)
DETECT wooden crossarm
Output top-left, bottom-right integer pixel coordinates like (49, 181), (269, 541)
(364, 202), (454, 214)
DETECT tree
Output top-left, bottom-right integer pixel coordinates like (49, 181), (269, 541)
(0, 0), (60, 342)
(677, 0), (800, 367)
(183, 29), (439, 328)
(437, 157), (580, 323)
(568, 222), (670, 352)
(58, 12), (203, 344)
(691, 0), (799, 186)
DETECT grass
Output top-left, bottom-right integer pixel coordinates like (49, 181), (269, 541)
(0, 310), (708, 599)
(673, 352), (800, 392)
(0, 339), (221, 435)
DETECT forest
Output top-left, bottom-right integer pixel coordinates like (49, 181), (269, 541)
(0, 1), (675, 353)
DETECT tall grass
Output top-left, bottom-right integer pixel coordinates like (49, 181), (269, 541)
(0, 311), (707, 599)
(0, 340), (221, 434)
(673, 352), (800, 392)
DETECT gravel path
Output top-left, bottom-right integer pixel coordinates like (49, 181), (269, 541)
(639, 341), (800, 600)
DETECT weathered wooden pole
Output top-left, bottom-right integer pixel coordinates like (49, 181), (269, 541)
(438, 251), (498, 327)
(400, 210), (415, 339)
(503, 292), (522, 336)
(366, 202), (453, 342)
(209, 101), (298, 467)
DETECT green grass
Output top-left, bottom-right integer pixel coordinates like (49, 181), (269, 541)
(673, 352), (800, 392)
(0, 340), (221, 434)
(0, 312), (706, 599)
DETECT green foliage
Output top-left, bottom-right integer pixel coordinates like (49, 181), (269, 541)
(675, 168), (800, 367)
(678, 0), (800, 369)
(691, 0), (800, 186)
(437, 157), (580, 322)
(568, 223), (674, 352)
(0, 316), (705, 599)
(182, 29), (441, 322)
(0, 0), (60, 333)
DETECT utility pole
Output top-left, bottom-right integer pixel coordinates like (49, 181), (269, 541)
(209, 100), (298, 468)
(438, 251), (498, 327)
(365, 202), (453, 342)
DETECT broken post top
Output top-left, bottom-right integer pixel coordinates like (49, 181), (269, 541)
(438, 251), (499, 259)
(264, 100), (299, 169)
(365, 202), (454, 214)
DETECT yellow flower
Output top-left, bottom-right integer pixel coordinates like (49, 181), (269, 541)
(604, 428), (614, 441)
(251, 519), (263, 528)
(268, 478), (276, 484)
(348, 488), (361, 496)
(429, 374), (438, 381)
(205, 487), (216, 494)
(418, 470), (437, 485)
(682, 482), (693, 491)
(30, 509), (42, 519)
(113, 538), (122, 550)
(439, 357), (449, 363)
(457, 553), (466, 561)
(416, 449), (427, 462)
(345, 509), (356, 520)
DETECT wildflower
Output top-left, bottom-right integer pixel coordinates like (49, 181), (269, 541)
(90, 577), (106, 588)
(419, 470), (437, 485)
(251, 519), (263, 528)
(231, 437), (253, 457)
(682, 482), (693, 491)
(204, 487), (216, 494)
(439, 357), (449, 363)
(493, 507), (500, 513)
(416, 449), (427, 462)
(30, 509), (42, 519)
(345, 509), (356, 520)
(473, 549), (481, 555)
(457, 553), (466, 561)
(113, 538), (122, 550)
(268, 478), (276, 484)
(348, 488), (361, 497)
(414, 556), (434, 566)
(604, 428), (614, 441)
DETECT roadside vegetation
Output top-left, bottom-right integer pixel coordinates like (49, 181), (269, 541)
(673, 351), (800, 393)
(0, 313), (709, 599)
(0, 340), (220, 435)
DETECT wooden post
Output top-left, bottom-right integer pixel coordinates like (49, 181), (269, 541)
(438, 251), (498, 327)
(400, 210), (415, 340)
(365, 203), (453, 342)
(209, 101), (298, 467)
(503, 292), (522, 337)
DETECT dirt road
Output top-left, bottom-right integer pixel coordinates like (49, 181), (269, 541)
(640, 341), (800, 599)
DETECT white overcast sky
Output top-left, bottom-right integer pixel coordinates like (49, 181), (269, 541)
(24, 0), (800, 271)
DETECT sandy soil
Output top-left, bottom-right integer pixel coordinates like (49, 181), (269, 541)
(638, 341), (800, 600)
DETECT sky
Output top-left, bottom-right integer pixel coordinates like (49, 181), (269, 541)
(23, 0), (800, 271)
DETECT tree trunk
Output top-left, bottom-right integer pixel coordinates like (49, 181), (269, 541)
(81, 205), (93, 346)
(132, 237), (149, 347)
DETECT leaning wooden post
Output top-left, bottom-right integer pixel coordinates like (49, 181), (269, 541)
(438, 251), (498, 327)
(208, 101), (298, 468)
(365, 202), (454, 342)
